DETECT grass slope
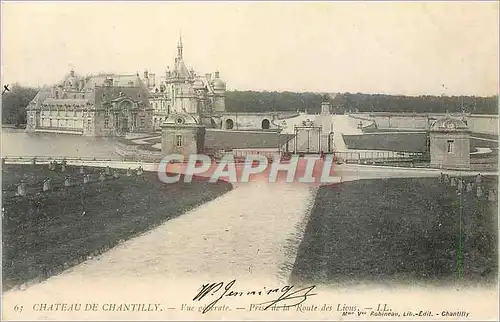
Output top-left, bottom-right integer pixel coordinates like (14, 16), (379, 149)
(2, 164), (232, 291)
(291, 177), (498, 286)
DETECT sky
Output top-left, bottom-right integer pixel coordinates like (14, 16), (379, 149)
(1, 1), (499, 96)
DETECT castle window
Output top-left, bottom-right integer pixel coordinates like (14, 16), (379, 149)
(104, 119), (109, 128)
(176, 135), (183, 147)
(447, 140), (454, 153)
(140, 117), (145, 127)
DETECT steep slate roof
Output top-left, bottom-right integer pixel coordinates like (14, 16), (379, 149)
(93, 86), (150, 108)
(85, 74), (145, 88)
(174, 59), (191, 80)
(30, 88), (52, 107)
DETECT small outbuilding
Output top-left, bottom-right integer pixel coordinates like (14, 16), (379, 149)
(429, 117), (470, 170)
(161, 114), (206, 157)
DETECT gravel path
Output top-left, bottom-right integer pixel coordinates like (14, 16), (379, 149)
(2, 182), (316, 320)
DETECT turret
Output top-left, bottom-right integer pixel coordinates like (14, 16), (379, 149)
(212, 71), (226, 93)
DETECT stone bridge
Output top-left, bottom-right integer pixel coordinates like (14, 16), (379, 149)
(214, 111), (299, 130)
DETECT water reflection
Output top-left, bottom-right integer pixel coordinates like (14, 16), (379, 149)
(1, 129), (121, 159)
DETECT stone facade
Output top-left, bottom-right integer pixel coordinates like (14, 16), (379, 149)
(429, 117), (471, 170)
(161, 114), (206, 157)
(26, 71), (153, 136)
(144, 37), (226, 130)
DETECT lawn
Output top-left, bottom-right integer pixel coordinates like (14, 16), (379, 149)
(291, 176), (498, 286)
(2, 164), (232, 291)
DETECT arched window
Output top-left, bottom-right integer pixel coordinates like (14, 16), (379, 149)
(225, 119), (234, 129)
(261, 119), (270, 129)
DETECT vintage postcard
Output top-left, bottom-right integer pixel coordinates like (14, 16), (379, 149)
(1, 1), (498, 320)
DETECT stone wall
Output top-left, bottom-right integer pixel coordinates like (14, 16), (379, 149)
(358, 113), (499, 135)
(430, 131), (470, 170)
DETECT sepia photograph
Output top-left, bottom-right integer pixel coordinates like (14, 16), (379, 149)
(1, 1), (499, 320)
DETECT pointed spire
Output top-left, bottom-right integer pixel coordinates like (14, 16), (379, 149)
(177, 32), (183, 59)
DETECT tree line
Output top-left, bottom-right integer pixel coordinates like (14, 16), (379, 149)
(226, 91), (499, 115)
(2, 85), (498, 126)
(2, 84), (39, 125)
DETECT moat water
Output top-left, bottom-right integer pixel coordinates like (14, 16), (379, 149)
(1, 128), (121, 159)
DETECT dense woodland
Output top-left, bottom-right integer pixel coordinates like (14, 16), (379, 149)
(1, 85), (498, 125)
(225, 91), (499, 115)
(1, 84), (39, 125)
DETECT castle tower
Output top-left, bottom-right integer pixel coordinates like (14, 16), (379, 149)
(212, 71), (226, 112)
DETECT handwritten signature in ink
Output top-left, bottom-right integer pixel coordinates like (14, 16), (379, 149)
(192, 279), (317, 313)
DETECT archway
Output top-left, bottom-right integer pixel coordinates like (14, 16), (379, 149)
(225, 119), (234, 129)
(261, 119), (270, 129)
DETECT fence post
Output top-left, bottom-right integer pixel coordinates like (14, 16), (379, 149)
(488, 189), (496, 202)
(64, 176), (72, 187)
(17, 181), (26, 196)
(43, 178), (51, 192)
(476, 185), (483, 198)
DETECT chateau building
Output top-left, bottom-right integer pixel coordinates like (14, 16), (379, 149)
(26, 37), (227, 136)
(144, 37), (227, 130)
(26, 70), (153, 136)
